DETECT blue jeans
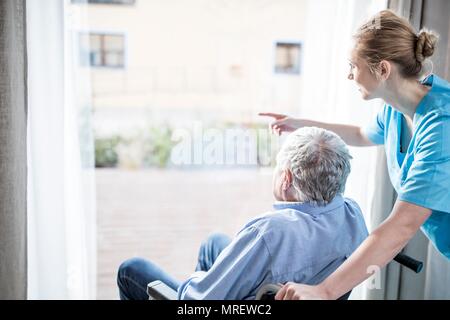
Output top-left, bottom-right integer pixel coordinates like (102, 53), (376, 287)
(117, 233), (231, 300)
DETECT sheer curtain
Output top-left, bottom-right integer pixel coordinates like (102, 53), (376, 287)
(299, 0), (388, 298)
(27, 0), (96, 299)
(300, 0), (387, 215)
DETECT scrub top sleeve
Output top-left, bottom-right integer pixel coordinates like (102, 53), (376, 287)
(398, 159), (450, 213)
(397, 116), (450, 214)
(363, 105), (387, 145)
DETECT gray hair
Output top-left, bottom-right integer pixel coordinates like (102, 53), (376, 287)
(276, 127), (352, 205)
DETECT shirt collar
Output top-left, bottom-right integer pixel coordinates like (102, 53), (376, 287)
(272, 194), (345, 215)
(421, 73), (448, 89)
(421, 73), (434, 86)
(414, 73), (445, 122)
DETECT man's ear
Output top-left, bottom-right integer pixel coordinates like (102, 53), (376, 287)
(282, 169), (292, 190)
(379, 60), (391, 80)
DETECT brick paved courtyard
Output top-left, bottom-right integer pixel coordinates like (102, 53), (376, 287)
(96, 168), (273, 299)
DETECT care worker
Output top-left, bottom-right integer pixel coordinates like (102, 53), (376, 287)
(260, 10), (450, 300)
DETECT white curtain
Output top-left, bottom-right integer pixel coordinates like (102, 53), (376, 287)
(299, 0), (387, 218)
(27, 0), (96, 299)
(300, 0), (388, 299)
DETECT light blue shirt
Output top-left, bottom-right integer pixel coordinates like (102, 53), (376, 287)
(364, 74), (450, 259)
(177, 195), (368, 300)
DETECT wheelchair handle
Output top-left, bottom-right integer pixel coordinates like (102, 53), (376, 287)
(393, 253), (423, 273)
(256, 253), (423, 300)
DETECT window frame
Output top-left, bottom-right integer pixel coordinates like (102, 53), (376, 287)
(273, 40), (302, 75)
(78, 30), (128, 69)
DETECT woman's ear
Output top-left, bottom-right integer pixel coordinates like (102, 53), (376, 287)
(379, 60), (391, 80)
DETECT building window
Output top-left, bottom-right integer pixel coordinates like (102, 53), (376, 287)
(71, 0), (136, 5)
(274, 42), (301, 75)
(79, 33), (125, 68)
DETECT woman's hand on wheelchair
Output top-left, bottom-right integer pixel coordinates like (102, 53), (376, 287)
(275, 282), (329, 300)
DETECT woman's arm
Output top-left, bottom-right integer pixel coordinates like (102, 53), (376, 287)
(299, 119), (374, 147)
(275, 200), (432, 300)
(259, 113), (375, 147)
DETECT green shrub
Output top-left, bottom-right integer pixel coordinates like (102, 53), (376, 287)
(142, 126), (176, 168)
(95, 136), (121, 168)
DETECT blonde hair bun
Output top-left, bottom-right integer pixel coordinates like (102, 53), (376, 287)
(416, 30), (438, 62)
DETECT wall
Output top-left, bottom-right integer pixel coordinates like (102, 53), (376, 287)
(71, 0), (308, 133)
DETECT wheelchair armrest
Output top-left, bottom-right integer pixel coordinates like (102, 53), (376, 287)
(147, 280), (178, 300)
(255, 284), (282, 300)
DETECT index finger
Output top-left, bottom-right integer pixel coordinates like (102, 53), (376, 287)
(258, 112), (286, 120)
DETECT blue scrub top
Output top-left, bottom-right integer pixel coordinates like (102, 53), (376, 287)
(364, 74), (450, 259)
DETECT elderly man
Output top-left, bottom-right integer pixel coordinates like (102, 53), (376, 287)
(117, 127), (368, 300)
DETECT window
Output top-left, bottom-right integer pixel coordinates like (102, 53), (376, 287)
(79, 33), (125, 68)
(274, 42), (302, 75)
(71, 0), (136, 5)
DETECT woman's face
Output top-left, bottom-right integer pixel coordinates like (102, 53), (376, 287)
(348, 50), (382, 100)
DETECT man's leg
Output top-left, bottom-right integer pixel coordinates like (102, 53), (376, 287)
(117, 257), (181, 300)
(196, 233), (232, 272)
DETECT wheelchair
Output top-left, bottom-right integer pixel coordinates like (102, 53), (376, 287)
(146, 252), (422, 300)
